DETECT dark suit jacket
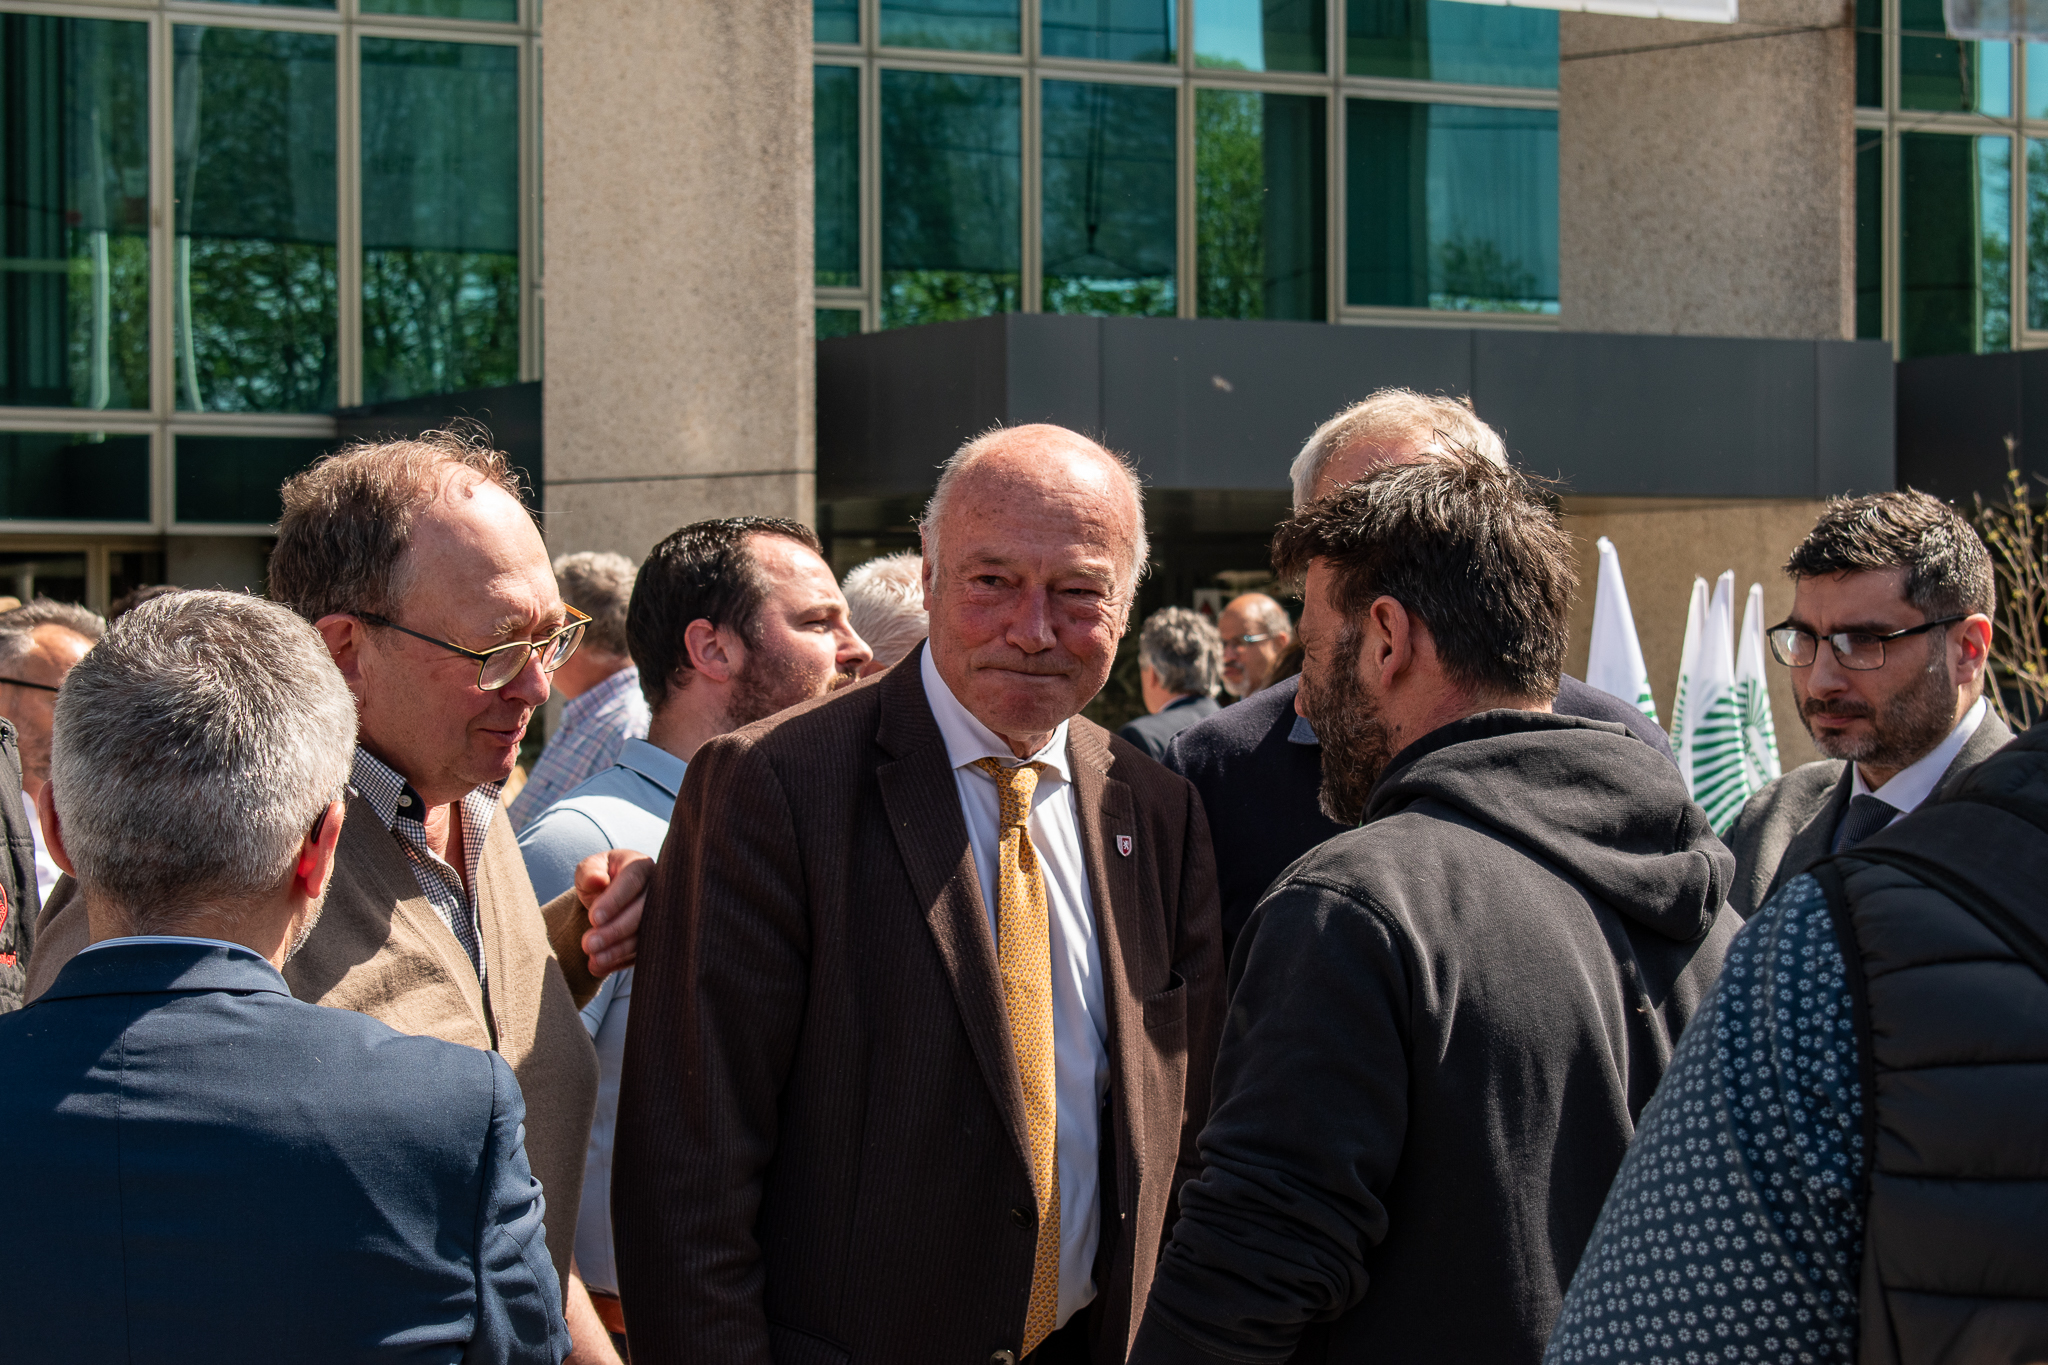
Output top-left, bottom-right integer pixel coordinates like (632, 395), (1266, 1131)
(1118, 694), (1220, 761)
(1725, 705), (2014, 918)
(1164, 673), (1676, 953)
(0, 940), (569, 1365)
(612, 647), (1225, 1364)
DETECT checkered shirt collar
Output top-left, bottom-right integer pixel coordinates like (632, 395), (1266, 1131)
(348, 745), (502, 981)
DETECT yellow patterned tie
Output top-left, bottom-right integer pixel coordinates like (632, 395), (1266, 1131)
(972, 757), (1061, 1355)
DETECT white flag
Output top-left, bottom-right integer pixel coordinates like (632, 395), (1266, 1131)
(1735, 582), (1782, 792)
(1669, 577), (1709, 757)
(1686, 573), (1751, 833)
(1586, 537), (1658, 724)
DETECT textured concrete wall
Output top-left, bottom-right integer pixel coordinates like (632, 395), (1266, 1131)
(542, 0), (815, 561)
(1561, 496), (1826, 769)
(1558, 0), (1855, 340)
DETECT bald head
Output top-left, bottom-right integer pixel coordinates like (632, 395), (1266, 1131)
(1291, 389), (1509, 509)
(924, 425), (1147, 598)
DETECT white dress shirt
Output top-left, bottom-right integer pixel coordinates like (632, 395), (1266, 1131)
(1850, 695), (1988, 830)
(23, 788), (59, 905)
(921, 647), (1110, 1329)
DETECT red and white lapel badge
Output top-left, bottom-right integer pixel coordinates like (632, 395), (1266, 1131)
(1116, 835), (1133, 857)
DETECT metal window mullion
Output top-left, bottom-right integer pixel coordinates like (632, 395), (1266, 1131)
(520, 34), (540, 379)
(1885, 0), (1901, 355)
(1328, 1), (1341, 325)
(1022, 61), (1040, 312)
(153, 423), (174, 531)
(337, 20), (362, 408)
(862, 56), (880, 330)
(1179, 68), (1195, 318)
(149, 8), (173, 427)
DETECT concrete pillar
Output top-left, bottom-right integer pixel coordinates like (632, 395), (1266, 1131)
(1558, 0), (1855, 339)
(542, 0), (815, 560)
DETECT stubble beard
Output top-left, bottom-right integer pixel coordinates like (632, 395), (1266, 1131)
(1801, 643), (1960, 772)
(724, 642), (853, 731)
(1303, 631), (1397, 827)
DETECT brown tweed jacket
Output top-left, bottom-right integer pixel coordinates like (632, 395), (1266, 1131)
(27, 793), (600, 1293)
(611, 648), (1225, 1365)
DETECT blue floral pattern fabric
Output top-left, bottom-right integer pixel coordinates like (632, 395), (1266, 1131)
(1545, 873), (1866, 1365)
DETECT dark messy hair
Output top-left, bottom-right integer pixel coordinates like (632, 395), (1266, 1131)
(1271, 450), (1576, 700)
(627, 517), (823, 710)
(1785, 490), (1994, 622)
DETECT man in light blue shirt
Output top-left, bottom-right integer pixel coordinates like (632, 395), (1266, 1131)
(517, 516), (869, 1345)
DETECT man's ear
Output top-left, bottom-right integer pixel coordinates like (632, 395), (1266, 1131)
(683, 618), (741, 685)
(36, 782), (74, 877)
(1363, 596), (1411, 688)
(314, 614), (372, 702)
(1955, 613), (1994, 689)
(294, 799), (347, 901)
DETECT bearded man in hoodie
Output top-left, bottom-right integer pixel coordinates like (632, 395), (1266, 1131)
(1128, 451), (1740, 1365)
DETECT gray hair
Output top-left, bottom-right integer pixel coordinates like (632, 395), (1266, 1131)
(921, 425), (1150, 596)
(50, 591), (357, 928)
(1289, 389), (1509, 510)
(553, 550), (637, 658)
(0, 598), (105, 671)
(842, 551), (929, 669)
(1139, 606), (1222, 698)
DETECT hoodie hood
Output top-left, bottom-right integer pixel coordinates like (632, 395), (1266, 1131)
(1365, 709), (1732, 942)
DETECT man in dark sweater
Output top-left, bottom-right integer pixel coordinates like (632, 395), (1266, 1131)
(1130, 452), (1739, 1365)
(1165, 389), (1673, 953)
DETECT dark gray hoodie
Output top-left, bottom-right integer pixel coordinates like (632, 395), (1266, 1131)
(1132, 709), (1739, 1365)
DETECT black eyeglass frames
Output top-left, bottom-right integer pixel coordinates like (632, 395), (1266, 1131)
(0, 676), (59, 693)
(357, 604), (590, 691)
(1766, 615), (1966, 672)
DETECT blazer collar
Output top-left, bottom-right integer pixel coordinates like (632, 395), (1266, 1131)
(39, 938), (288, 1003)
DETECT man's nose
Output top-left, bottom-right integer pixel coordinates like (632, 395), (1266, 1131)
(837, 622), (872, 670)
(1008, 589), (1056, 650)
(501, 648), (552, 706)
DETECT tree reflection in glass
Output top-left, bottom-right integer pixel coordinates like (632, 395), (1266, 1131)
(1196, 89), (1325, 320)
(1900, 131), (2010, 357)
(881, 0), (1020, 53)
(880, 69), (1021, 329)
(1042, 81), (1176, 317)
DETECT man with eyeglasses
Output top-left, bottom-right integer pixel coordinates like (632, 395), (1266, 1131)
(1216, 594), (1293, 700)
(26, 432), (652, 1365)
(0, 598), (104, 909)
(1726, 490), (2010, 918)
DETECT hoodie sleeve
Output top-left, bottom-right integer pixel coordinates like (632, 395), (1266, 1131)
(469, 1050), (573, 1365)
(1131, 879), (1414, 1365)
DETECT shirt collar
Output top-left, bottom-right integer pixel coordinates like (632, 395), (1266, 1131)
(1289, 713), (1319, 746)
(78, 934), (268, 962)
(564, 664), (641, 725)
(613, 737), (688, 798)
(919, 644), (1074, 785)
(349, 744), (504, 830)
(1851, 694), (1988, 811)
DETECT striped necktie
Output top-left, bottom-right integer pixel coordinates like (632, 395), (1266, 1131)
(972, 757), (1061, 1354)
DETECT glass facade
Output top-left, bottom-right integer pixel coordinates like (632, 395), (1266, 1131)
(815, 0), (1556, 333)
(1, 1), (533, 534)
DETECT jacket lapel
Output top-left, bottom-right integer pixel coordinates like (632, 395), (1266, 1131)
(1934, 707), (2015, 799)
(1774, 764), (1854, 900)
(875, 649), (1031, 1166)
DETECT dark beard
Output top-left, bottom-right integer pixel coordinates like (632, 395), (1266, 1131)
(1801, 641), (1959, 770)
(1301, 629), (1397, 827)
(724, 641), (848, 730)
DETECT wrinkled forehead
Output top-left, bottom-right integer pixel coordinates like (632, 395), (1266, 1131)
(396, 473), (559, 628)
(939, 454), (1137, 570)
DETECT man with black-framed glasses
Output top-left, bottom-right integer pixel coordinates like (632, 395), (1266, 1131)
(1726, 490), (2011, 918)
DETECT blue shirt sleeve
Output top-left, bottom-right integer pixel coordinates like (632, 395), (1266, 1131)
(517, 806), (612, 907)
(1545, 873), (1866, 1364)
(471, 1050), (572, 1365)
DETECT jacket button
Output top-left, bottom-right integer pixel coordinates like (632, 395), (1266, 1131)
(1009, 1205), (1034, 1228)
(992, 1353), (1017, 1365)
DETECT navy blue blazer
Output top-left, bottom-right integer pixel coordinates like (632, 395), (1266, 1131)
(0, 940), (569, 1364)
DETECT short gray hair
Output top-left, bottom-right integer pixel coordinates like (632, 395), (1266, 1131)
(1139, 606), (1222, 698)
(921, 425), (1150, 595)
(842, 551), (928, 669)
(50, 591), (357, 927)
(1289, 389), (1508, 509)
(553, 550), (636, 657)
(0, 598), (105, 671)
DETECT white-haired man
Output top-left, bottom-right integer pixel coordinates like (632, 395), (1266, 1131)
(1121, 606), (1223, 760)
(1166, 388), (1675, 954)
(843, 549), (930, 674)
(1, 593), (568, 1362)
(613, 423), (1224, 1363)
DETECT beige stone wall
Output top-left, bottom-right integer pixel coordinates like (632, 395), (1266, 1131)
(1560, 496), (1826, 768)
(541, 0), (815, 561)
(1557, 0), (1855, 340)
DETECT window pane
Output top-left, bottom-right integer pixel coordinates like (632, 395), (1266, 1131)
(817, 307), (862, 338)
(816, 0), (860, 42)
(362, 0), (519, 19)
(361, 39), (520, 405)
(2028, 139), (2048, 330)
(816, 65), (859, 288)
(173, 27), (338, 413)
(1900, 132), (2010, 358)
(175, 434), (330, 525)
(0, 430), (149, 522)
(0, 16), (151, 410)
(1857, 133), (1882, 339)
(1043, 81), (1176, 317)
(1345, 0), (1556, 88)
(0, 551), (87, 603)
(880, 70), (1021, 328)
(1197, 89), (1326, 320)
(1856, 0), (1882, 107)
(1901, 0), (2009, 113)
(2028, 42), (2048, 117)
(881, 0), (1020, 52)
(1346, 100), (1556, 313)
(1043, 0), (1176, 62)
(1195, 0), (1326, 72)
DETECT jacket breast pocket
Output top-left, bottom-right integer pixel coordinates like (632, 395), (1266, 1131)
(768, 1320), (851, 1365)
(1142, 972), (1187, 1032)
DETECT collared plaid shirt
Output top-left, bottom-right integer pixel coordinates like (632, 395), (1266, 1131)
(350, 746), (501, 984)
(507, 665), (651, 832)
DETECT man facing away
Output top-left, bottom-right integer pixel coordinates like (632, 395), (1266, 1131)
(842, 548), (928, 674)
(509, 551), (651, 831)
(2, 591), (568, 1363)
(26, 432), (652, 1364)
(1118, 607), (1222, 761)
(1166, 388), (1676, 954)
(0, 598), (104, 904)
(1216, 593), (1291, 700)
(518, 518), (870, 1348)
(613, 424), (1224, 1364)
(1726, 490), (2007, 917)
(1129, 452), (1738, 1365)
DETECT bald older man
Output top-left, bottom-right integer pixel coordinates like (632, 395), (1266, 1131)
(613, 424), (1224, 1364)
